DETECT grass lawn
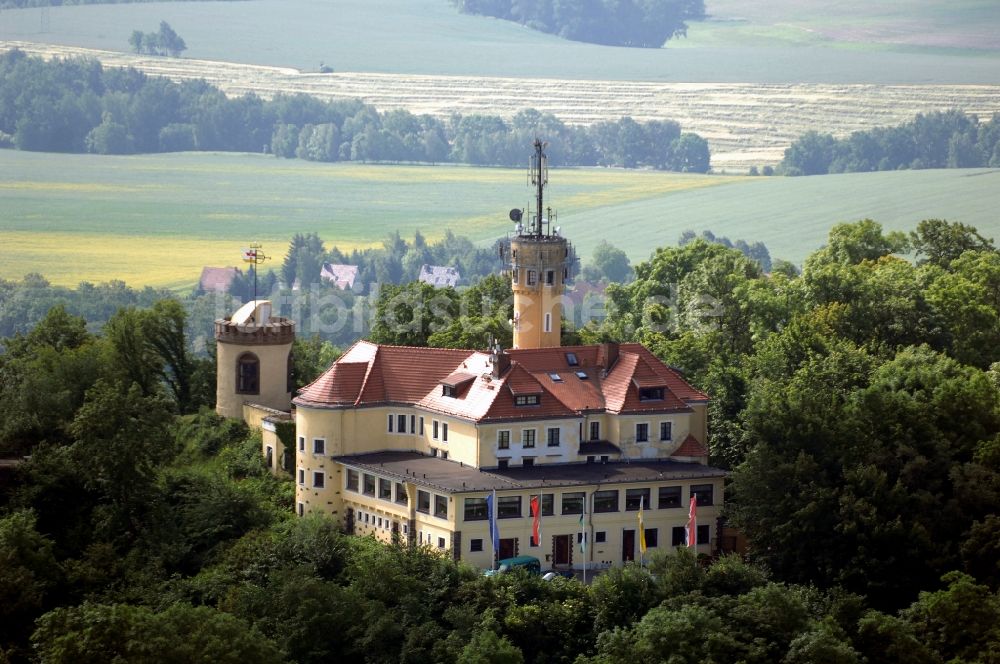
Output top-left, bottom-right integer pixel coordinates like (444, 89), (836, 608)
(0, 0), (997, 83)
(3, 151), (1000, 287)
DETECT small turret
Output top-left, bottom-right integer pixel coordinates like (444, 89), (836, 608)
(214, 300), (295, 419)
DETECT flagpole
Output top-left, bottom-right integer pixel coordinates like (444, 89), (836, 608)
(492, 489), (498, 571)
(582, 492), (587, 585)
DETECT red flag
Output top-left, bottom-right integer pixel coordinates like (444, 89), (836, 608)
(687, 493), (697, 548)
(530, 495), (541, 546)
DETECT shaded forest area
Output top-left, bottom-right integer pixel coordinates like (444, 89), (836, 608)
(452, 0), (705, 47)
(2, 219), (999, 662)
(780, 109), (1000, 175)
(0, 50), (711, 171)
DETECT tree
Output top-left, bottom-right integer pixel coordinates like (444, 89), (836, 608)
(157, 21), (187, 57)
(591, 240), (633, 283)
(0, 511), (60, 653)
(910, 218), (996, 268)
(32, 602), (283, 664)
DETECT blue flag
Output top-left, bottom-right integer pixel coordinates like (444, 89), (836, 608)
(486, 491), (500, 554)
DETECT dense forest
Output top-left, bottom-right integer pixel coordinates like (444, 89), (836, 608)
(2, 218), (999, 662)
(0, 50), (711, 172)
(780, 110), (1000, 175)
(452, 0), (705, 47)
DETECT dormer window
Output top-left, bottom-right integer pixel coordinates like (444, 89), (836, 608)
(442, 385), (456, 397)
(565, 352), (578, 366)
(639, 387), (664, 401)
(515, 395), (540, 406)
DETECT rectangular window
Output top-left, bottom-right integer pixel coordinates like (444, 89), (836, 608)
(395, 482), (408, 505)
(298, 436), (305, 452)
(397, 414), (407, 434)
(498, 430), (511, 450)
(434, 494), (448, 519)
(691, 484), (714, 506)
(498, 459), (509, 469)
(442, 385), (456, 397)
(639, 387), (664, 401)
(498, 495), (521, 519)
(410, 415), (416, 434)
(515, 395), (540, 406)
(522, 429), (536, 448)
(544, 313), (552, 333)
(645, 528), (658, 548)
(595, 531), (606, 543)
(527, 270), (537, 285)
(441, 451), (448, 460)
(419, 417), (425, 435)
(566, 352), (578, 366)
(541, 493), (554, 516)
(697, 524), (710, 545)
(659, 421), (672, 441)
(363, 473), (376, 496)
(438, 537), (446, 549)
(522, 457), (534, 467)
(297, 502), (304, 516)
(658, 485), (682, 509)
(590, 421), (600, 441)
(297, 468), (304, 485)
(313, 438), (325, 455)
(387, 414), (394, 432)
(464, 497), (488, 521)
(626, 488), (651, 511)
(378, 517), (383, 528)
(672, 526), (686, 546)
(547, 427), (560, 447)
(545, 270), (554, 285)
(346, 469), (360, 492)
(265, 445), (273, 468)
(513, 269), (519, 284)
(561, 491), (585, 515)
(433, 420), (439, 440)
(470, 538), (483, 552)
(417, 490), (431, 514)
(636, 423), (649, 443)
(379, 478), (392, 501)
(593, 489), (619, 513)
(442, 423), (449, 442)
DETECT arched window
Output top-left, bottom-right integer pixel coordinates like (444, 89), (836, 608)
(236, 352), (260, 394)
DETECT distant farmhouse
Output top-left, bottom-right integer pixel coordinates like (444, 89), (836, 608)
(214, 142), (725, 572)
(198, 266), (239, 293)
(321, 263), (359, 290)
(418, 264), (460, 287)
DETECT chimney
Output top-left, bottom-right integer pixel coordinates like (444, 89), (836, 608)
(491, 342), (511, 379)
(598, 342), (619, 374)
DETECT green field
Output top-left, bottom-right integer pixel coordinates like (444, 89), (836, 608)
(2, 151), (999, 287)
(1, 0), (998, 83)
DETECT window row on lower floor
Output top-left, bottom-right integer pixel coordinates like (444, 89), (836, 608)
(467, 525), (710, 553)
(463, 484), (715, 521)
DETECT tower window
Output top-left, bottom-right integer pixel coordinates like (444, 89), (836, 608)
(513, 269), (519, 284)
(545, 270), (554, 285)
(236, 353), (259, 394)
(527, 270), (537, 285)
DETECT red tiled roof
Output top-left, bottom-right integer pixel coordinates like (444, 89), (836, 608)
(672, 434), (709, 458)
(294, 341), (708, 421)
(199, 266), (238, 293)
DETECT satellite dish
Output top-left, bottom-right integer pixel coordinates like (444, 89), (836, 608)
(509, 208), (523, 222)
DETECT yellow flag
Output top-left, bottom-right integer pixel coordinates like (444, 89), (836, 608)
(638, 501), (647, 554)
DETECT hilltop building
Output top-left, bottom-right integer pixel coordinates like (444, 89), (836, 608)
(199, 266), (239, 293)
(321, 263), (359, 290)
(224, 140), (725, 570)
(418, 264), (461, 288)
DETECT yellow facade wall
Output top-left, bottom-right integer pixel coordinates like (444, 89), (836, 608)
(216, 339), (292, 419)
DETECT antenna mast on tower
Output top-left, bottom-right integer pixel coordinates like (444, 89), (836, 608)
(529, 138), (548, 237)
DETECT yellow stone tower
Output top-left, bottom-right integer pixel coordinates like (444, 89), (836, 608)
(510, 139), (570, 349)
(214, 299), (295, 419)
